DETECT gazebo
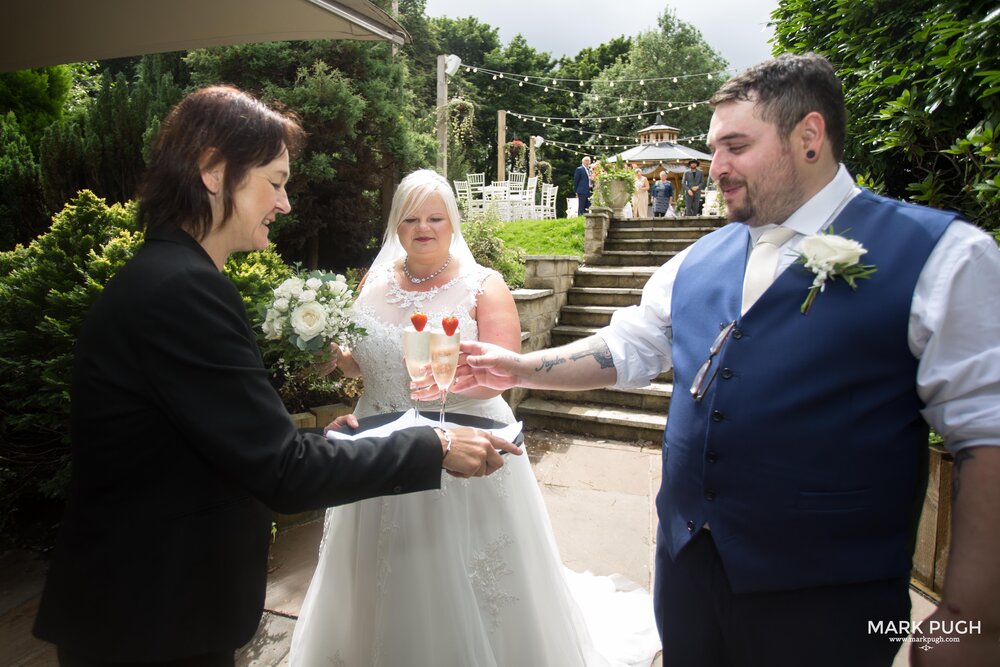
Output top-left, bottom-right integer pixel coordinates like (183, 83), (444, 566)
(614, 113), (711, 197)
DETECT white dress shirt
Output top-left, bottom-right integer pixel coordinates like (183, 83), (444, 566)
(598, 165), (1000, 453)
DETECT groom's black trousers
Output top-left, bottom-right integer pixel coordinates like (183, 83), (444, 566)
(657, 529), (912, 667)
(57, 647), (234, 667)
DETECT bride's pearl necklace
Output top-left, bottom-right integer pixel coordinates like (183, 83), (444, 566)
(403, 253), (452, 284)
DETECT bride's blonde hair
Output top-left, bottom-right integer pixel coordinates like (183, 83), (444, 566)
(382, 169), (466, 248)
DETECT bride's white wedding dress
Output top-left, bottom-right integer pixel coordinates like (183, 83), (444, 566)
(290, 260), (659, 667)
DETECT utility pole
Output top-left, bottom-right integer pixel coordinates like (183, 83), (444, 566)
(436, 54), (448, 176)
(496, 109), (506, 182)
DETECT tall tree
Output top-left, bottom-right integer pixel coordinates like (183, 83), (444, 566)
(772, 0), (1000, 228)
(186, 38), (432, 270)
(576, 9), (727, 155)
(0, 66), (73, 150)
(0, 113), (48, 249)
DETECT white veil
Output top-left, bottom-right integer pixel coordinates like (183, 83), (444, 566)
(366, 169), (476, 284)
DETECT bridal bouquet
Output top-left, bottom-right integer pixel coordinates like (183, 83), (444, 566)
(259, 269), (366, 372)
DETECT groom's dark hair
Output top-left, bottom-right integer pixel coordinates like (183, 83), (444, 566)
(710, 53), (847, 161)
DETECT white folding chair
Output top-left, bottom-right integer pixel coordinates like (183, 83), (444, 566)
(467, 172), (485, 198)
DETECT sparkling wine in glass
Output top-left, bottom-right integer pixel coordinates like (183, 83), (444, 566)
(403, 328), (431, 408)
(429, 330), (460, 426)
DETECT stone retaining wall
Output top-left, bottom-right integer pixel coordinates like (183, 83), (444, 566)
(505, 255), (580, 410)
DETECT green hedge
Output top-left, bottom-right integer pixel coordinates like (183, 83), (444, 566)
(0, 191), (298, 536)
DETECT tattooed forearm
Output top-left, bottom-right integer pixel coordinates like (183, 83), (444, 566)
(569, 342), (615, 369)
(952, 448), (975, 503)
(534, 356), (566, 373)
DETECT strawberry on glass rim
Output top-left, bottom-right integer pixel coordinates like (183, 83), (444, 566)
(441, 315), (459, 337)
(410, 311), (428, 332)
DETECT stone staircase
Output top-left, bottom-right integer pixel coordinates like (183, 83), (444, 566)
(516, 215), (723, 443)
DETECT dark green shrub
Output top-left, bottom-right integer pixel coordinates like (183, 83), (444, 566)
(0, 191), (319, 541)
(462, 208), (526, 288)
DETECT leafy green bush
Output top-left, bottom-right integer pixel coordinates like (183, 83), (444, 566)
(0, 191), (339, 539)
(462, 208), (526, 287)
(0, 191), (142, 531)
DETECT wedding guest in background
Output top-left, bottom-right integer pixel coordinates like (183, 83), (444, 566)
(632, 167), (650, 218)
(574, 155), (594, 215)
(454, 53), (1000, 666)
(33, 86), (516, 667)
(651, 171), (674, 218)
(682, 159), (705, 215)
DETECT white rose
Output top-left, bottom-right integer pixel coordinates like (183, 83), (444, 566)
(275, 277), (304, 298)
(273, 297), (289, 312)
(290, 301), (328, 341)
(298, 289), (317, 302)
(800, 234), (866, 268)
(305, 277), (323, 291)
(262, 314), (283, 340)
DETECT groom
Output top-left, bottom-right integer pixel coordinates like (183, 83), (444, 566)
(453, 53), (1000, 666)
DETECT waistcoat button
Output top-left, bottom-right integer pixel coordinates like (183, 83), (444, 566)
(711, 410), (724, 422)
(706, 451), (718, 463)
(721, 368), (734, 380)
(704, 490), (716, 501)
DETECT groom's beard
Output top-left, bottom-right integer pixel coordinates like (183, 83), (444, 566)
(723, 150), (804, 228)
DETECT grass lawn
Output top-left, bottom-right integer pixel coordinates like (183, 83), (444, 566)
(496, 216), (585, 257)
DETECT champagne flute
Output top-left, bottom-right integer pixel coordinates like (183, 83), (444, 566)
(429, 330), (460, 426)
(402, 328), (431, 409)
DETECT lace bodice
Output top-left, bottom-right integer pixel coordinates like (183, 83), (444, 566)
(349, 260), (509, 419)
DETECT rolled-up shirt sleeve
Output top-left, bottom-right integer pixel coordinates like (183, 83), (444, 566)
(596, 248), (689, 388)
(912, 221), (1000, 453)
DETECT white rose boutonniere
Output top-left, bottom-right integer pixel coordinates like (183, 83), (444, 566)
(796, 228), (876, 314)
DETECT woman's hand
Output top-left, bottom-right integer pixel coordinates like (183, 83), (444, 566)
(319, 342), (361, 378)
(409, 366), (444, 403)
(324, 413), (359, 432)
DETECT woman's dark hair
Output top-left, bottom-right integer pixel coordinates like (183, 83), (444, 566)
(137, 85), (305, 240)
(710, 53), (847, 161)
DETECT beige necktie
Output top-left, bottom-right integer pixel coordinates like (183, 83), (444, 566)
(741, 226), (797, 315)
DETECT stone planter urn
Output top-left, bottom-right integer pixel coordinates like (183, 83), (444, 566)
(608, 179), (630, 217)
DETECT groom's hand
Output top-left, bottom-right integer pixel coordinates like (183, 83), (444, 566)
(437, 427), (521, 477)
(451, 341), (523, 394)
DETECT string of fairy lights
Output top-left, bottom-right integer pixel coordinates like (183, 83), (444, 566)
(451, 62), (725, 158)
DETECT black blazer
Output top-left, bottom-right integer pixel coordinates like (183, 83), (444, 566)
(33, 226), (443, 661)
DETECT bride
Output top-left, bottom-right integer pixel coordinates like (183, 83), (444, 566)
(290, 169), (659, 666)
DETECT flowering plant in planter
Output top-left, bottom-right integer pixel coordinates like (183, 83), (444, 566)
(592, 157), (636, 211)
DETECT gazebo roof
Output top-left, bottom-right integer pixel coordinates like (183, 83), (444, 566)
(616, 141), (711, 163)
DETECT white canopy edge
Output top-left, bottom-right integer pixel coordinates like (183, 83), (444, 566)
(2, 0), (409, 73)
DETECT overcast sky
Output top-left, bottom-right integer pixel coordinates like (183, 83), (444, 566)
(422, 0), (780, 71)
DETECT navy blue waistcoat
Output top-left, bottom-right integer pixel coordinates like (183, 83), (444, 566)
(660, 190), (955, 593)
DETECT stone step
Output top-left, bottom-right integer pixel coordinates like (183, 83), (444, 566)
(588, 251), (678, 266)
(531, 381), (673, 413)
(559, 305), (618, 327)
(611, 216), (721, 230)
(609, 226), (719, 240)
(517, 398), (666, 444)
(566, 287), (643, 307)
(572, 267), (656, 289)
(604, 238), (698, 253)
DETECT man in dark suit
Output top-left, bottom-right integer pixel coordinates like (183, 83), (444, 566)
(454, 54), (1000, 666)
(681, 159), (705, 216)
(573, 156), (593, 215)
(32, 86), (518, 667)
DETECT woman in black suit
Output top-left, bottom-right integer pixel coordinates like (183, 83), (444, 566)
(33, 85), (518, 667)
